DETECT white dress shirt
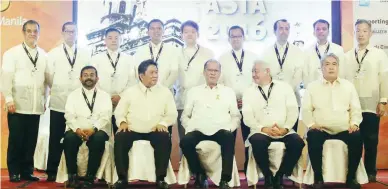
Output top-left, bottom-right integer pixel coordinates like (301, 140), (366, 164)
(64, 87), (112, 136)
(181, 84), (241, 135)
(175, 45), (214, 110)
(133, 42), (179, 90)
(114, 82), (178, 133)
(345, 44), (388, 113)
(1, 42), (48, 114)
(303, 41), (346, 87)
(47, 43), (92, 112)
(218, 49), (258, 100)
(302, 78), (363, 135)
(261, 42), (305, 106)
(91, 50), (136, 96)
(242, 80), (298, 143)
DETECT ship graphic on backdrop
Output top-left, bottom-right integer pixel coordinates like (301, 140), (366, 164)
(85, 0), (184, 56)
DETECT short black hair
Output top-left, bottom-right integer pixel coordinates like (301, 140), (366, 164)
(313, 19), (330, 29)
(62, 22), (76, 32)
(80, 65), (98, 77)
(22, 20), (40, 32)
(204, 59), (221, 71)
(355, 19), (372, 29)
(138, 59), (158, 80)
(147, 19), (164, 30)
(180, 20), (199, 33)
(273, 19), (288, 32)
(228, 25), (245, 37)
(104, 28), (121, 37)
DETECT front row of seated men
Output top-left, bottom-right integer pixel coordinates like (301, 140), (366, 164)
(64, 54), (363, 189)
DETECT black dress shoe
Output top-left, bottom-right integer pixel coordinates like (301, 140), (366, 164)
(346, 179), (361, 189)
(83, 180), (94, 189)
(219, 180), (231, 189)
(272, 174), (283, 189)
(20, 174), (39, 181)
(264, 176), (274, 189)
(68, 174), (80, 188)
(113, 180), (128, 189)
(368, 174), (377, 183)
(312, 181), (324, 189)
(46, 174), (56, 182)
(9, 174), (21, 182)
(194, 174), (208, 188)
(156, 180), (169, 189)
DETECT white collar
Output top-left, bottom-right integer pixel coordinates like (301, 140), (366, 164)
(107, 49), (119, 55)
(150, 41), (162, 49)
(275, 41), (288, 49)
(23, 42), (37, 51)
(316, 40), (329, 48)
(82, 86), (96, 94)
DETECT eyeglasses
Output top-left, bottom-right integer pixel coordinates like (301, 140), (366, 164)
(229, 35), (243, 39)
(64, 30), (77, 34)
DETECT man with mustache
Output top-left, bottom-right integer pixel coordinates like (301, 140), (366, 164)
(45, 21), (92, 181)
(303, 53), (363, 189)
(242, 60), (304, 189)
(133, 19), (179, 92)
(62, 66), (112, 188)
(303, 19), (347, 87)
(261, 19), (305, 132)
(1, 20), (48, 182)
(91, 28), (137, 134)
(113, 59), (177, 189)
(345, 19), (388, 183)
(180, 60), (241, 189)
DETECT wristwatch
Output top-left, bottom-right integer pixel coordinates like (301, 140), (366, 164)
(379, 102), (387, 105)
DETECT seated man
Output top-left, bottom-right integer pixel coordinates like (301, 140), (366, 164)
(63, 66), (112, 189)
(302, 53), (363, 189)
(113, 59), (178, 189)
(242, 60), (305, 189)
(180, 59), (241, 189)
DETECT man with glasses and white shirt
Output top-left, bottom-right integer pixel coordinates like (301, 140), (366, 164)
(218, 25), (258, 173)
(345, 19), (388, 182)
(1, 20), (48, 182)
(91, 28), (136, 134)
(45, 22), (92, 181)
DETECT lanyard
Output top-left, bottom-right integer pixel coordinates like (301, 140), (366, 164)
(107, 52), (121, 74)
(82, 88), (97, 115)
(149, 42), (164, 63)
(274, 43), (289, 70)
(355, 49), (369, 72)
(231, 50), (245, 73)
(22, 43), (39, 69)
(258, 82), (274, 105)
(63, 44), (78, 70)
(186, 46), (200, 70)
(315, 43), (330, 60)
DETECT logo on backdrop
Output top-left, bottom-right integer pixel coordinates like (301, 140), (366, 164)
(1, 0), (10, 12)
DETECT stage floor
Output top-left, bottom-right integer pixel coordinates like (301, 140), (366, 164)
(1, 169), (388, 188)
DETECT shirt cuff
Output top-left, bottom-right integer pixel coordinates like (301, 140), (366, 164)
(158, 121), (169, 127)
(5, 96), (13, 103)
(380, 98), (387, 103)
(307, 123), (315, 128)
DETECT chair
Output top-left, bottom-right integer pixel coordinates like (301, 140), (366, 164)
(246, 142), (304, 189)
(112, 140), (177, 185)
(303, 139), (369, 185)
(177, 141), (241, 188)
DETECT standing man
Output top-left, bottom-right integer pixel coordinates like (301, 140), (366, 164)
(175, 20), (214, 144)
(345, 19), (388, 182)
(113, 60), (177, 189)
(133, 19), (179, 91)
(1, 20), (48, 182)
(218, 25), (258, 173)
(180, 60), (241, 189)
(63, 66), (112, 189)
(302, 53), (363, 189)
(45, 21), (92, 181)
(261, 19), (305, 132)
(303, 19), (346, 87)
(242, 60), (304, 189)
(91, 28), (136, 134)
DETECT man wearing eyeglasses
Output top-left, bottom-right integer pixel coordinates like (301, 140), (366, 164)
(45, 22), (92, 181)
(1, 20), (49, 182)
(218, 25), (258, 174)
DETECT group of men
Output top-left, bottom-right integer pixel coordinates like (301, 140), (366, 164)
(1, 17), (387, 189)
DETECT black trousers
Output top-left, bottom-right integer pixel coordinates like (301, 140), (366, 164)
(46, 110), (66, 175)
(114, 131), (171, 181)
(180, 130), (235, 181)
(63, 130), (108, 176)
(7, 113), (40, 175)
(232, 111), (250, 174)
(292, 107), (300, 132)
(249, 133), (305, 177)
(307, 129), (362, 181)
(112, 115), (118, 134)
(360, 112), (380, 176)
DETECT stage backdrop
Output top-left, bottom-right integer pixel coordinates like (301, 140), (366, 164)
(0, 1), (73, 169)
(341, 0), (388, 169)
(77, 0), (332, 170)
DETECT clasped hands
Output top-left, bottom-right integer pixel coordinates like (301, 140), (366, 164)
(261, 123), (288, 137)
(116, 121), (168, 133)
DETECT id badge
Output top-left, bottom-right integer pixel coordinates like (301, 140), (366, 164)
(277, 71), (285, 80)
(68, 70), (74, 80)
(263, 105), (271, 115)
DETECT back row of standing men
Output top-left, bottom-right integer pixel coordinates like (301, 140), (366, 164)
(1, 18), (387, 189)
